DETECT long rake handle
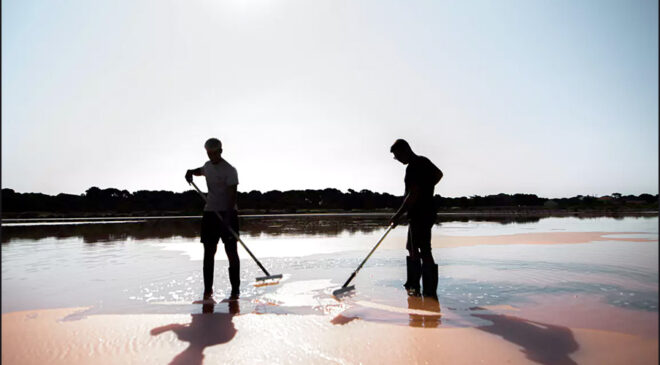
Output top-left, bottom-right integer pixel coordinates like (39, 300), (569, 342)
(189, 181), (272, 277)
(341, 223), (394, 288)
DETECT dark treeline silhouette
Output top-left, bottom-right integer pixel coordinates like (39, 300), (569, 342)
(4, 213), (654, 244)
(1, 215), (392, 243)
(1, 187), (658, 218)
(1, 214), (553, 244)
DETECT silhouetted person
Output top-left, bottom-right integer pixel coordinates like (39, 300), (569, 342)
(471, 312), (578, 365)
(389, 139), (443, 297)
(186, 138), (240, 300)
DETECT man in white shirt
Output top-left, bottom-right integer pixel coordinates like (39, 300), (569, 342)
(185, 138), (240, 299)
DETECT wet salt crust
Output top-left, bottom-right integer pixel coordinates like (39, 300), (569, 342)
(2, 215), (658, 364)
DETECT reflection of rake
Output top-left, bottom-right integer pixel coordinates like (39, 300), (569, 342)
(332, 223), (395, 298)
(189, 181), (283, 284)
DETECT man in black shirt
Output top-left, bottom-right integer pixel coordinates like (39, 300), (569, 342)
(389, 139), (443, 297)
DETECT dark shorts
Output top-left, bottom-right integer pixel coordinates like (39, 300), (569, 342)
(406, 218), (434, 256)
(201, 210), (239, 246)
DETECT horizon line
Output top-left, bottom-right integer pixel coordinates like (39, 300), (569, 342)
(2, 186), (658, 201)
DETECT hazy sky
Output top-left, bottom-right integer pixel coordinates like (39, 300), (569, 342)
(2, 0), (658, 198)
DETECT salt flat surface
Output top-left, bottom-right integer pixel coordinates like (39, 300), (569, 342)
(2, 215), (658, 364)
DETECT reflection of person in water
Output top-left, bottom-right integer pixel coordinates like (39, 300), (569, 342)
(151, 300), (240, 365)
(407, 296), (441, 328)
(186, 138), (241, 300)
(389, 139), (443, 297)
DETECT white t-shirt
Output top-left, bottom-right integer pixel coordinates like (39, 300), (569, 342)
(200, 159), (239, 211)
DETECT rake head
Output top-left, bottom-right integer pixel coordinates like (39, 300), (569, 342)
(254, 273), (283, 286)
(332, 285), (356, 299)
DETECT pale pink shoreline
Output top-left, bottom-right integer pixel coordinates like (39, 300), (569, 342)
(2, 306), (658, 365)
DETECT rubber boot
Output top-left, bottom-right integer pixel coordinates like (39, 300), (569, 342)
(404, 256), (422, 296)
(422, 262), (438, 298)
(228, 266), (240, 299)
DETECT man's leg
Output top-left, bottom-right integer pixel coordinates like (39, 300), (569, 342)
(404, 224), (422, 295)
(416, 219), (438, 298)
(224, 239), (240, 297)
(201, 212), (221, 297)
(203, 243), (218, 295)
(220, 211), (241, 298)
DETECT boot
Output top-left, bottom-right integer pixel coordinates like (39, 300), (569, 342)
(422, 262), (438, 298)
(228, 266), (240, 299)
(404, 256), (422, 296)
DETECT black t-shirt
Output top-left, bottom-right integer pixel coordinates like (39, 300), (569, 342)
(405, 155), (441, 219)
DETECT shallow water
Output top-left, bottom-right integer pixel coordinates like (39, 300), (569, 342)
(2, 214), (658, 337)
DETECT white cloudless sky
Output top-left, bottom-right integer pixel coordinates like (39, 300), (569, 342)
(2, 0), (658, 198)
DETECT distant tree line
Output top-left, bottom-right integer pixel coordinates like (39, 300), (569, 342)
(1, 187), (657, 218)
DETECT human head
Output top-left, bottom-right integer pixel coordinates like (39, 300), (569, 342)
(205, 138), (222, 162)
(390, 139), (414, 164)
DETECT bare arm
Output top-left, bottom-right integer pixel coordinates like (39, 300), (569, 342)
(389, 185), (421, 227)
(185, 168), (203, 183)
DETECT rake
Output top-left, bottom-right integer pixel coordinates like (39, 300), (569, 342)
(332, 223), (395, 298)
(189, 181), (283, 284)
